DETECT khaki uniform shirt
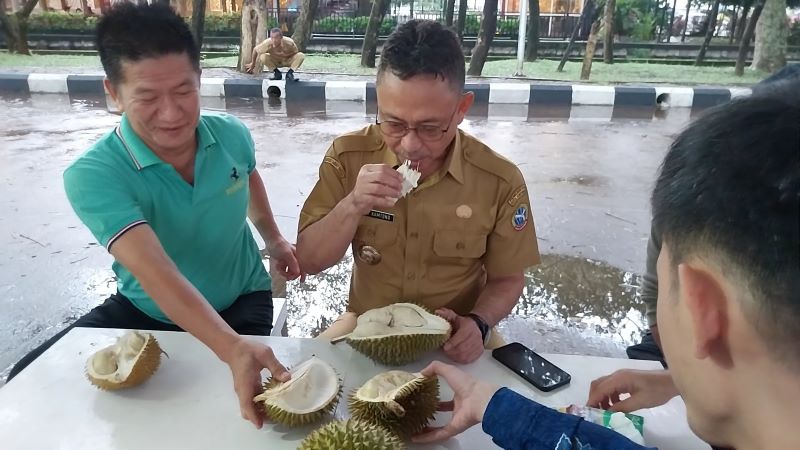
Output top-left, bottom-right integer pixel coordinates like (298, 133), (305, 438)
(254, 36), (298, 60)
(299, 125), (541, 315)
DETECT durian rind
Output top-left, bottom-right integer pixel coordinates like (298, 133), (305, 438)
(254, 357), (342, 427)
(349, 373), (439, 438)
(347, 303), (451, 366)
(298, 419), (404, 450)
(85, 331), (162, 391)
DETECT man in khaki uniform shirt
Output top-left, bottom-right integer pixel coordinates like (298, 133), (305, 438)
(244, 28), (305, 81)
(296, 20), (540, 364)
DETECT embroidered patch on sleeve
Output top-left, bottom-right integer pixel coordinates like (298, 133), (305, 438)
(512, 204), (529, 231)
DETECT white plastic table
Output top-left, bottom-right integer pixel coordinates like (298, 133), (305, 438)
(0, 328), (709, 450)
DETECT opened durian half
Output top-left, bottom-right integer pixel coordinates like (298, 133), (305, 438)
(253, 356), (341, 427)
(349, 370), (439, 439)
(346, 303), (451, 366)
(85, 330), (163, 390)
(298, 418), (404, 450)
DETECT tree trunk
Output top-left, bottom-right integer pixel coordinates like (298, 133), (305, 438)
(232, 0), (237, 12)
(221, 0), (227, 13)
(466, 0), (498, 75)
(525, 0), (539, 61)
(37, 0), (45, 11)
(0, 0), (39, 54)
(291, 0), (318, 52)
(735, 0), (763, 75)
(728, 5), (738, 44)
(602, 0), (615, 63)
(751, 0), (787, 72)
(79, 0), (89, 16)
(681, 0), (691, 42)
(445, 0), (455, 26)
(581, 20), (600, 80)
(557, 0), (591, 72)
(694, 0), (720, 66)
(238, 0), (269, 71)
(734, 3), (750, 44)
(191, 0), (206, 50)
(456, 0), (467, 41)
(361, 0), (388, 68)
(668, 0), (677, 41)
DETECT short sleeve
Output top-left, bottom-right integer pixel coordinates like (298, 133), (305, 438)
(254, 39), (270, 54)
(63, 161), (145, 251)
(298, 146), (348, 234)
(230, 115), (257, 174)
(483, 170), (541, 276)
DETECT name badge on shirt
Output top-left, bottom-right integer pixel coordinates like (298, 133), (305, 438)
(367, 210), (394, 222)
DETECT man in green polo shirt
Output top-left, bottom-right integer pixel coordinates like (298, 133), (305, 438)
(7, 3), (298, 428)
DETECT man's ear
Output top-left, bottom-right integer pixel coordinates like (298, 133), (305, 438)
(456, 91), (474, 124)
(678, 262), (731, 366)
(104, 79), (123, 112)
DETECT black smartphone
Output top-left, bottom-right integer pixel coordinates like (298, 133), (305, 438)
(492, 342), (572, 392)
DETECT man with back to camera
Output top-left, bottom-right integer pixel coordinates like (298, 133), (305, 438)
(295, 20), (541, 364)
(7, 3), (299, 428)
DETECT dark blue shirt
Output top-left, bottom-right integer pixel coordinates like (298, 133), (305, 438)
(482, 388), (657, 450)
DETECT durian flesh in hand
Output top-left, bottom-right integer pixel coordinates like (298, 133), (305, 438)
(253, 356), (341, 427)
(298, 419), (404, 450)
(397, 160), (421, 198)
(347, 303), (451, 365)
(349, 370), (439, 438)
(85, 330), (162, 390)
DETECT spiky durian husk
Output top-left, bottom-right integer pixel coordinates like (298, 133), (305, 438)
(349, 376), (439, 438)
(347, 333), (449, 366)
(258, 376), (342, 427)
(86, 334), (162, 391)
(298, 419), (404, 450)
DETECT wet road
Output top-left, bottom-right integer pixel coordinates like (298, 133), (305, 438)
(0, 94), (691, 382)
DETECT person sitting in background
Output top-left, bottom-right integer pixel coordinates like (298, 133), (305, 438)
(412, 81), (800, 450)
(244, 28), (305, 82)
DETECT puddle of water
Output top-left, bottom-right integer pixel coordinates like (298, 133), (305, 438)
(283, 253), (646, 357)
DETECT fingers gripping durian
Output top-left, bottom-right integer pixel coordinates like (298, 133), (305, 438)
(253, 356), (341, 427)
(298, 419), (404, 450)
(346, 303), (451, 365)
(85, 330), (163, 390)
(349, 370), (439, 439)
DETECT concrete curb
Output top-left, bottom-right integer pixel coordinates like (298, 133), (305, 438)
(1, 72), (751, 112)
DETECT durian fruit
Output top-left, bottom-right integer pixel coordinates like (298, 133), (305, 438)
(346, 303), (451, 366)
(253, 356), (341, 427)
(85, 330), (162, 390)
(349, 370), (439, 439)
(397, 160), (421, 198)
(298, 419), (403, 450)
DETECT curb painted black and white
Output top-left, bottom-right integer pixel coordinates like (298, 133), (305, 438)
(1, 72), (752, 120)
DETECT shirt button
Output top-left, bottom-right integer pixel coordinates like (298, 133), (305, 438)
(409, 232), (419, 238)
(456, 242), (465, 250)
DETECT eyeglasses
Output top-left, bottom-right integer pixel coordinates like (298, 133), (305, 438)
(376, 106), (459, 142)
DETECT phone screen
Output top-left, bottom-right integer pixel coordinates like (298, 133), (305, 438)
(492, 343), (571, 391)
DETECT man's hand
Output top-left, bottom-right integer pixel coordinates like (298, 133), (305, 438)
(267, 236), (303, 281)
(244, 62), (254, 74)
(346, 164), (403, 216)
(437, 308), (484, 364)
(587, 369), (678, 412)
(412, 361), (500, 444)
(222, 338), (290, 428)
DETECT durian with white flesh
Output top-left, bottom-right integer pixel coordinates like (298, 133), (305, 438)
(253, 356), (341, 427)
(298, 419), (404, 450)
(347, 303), (451, 365)
(85, 330), (163, 390)
(349, 370), (439, 439)
(396, 160), (421, 198)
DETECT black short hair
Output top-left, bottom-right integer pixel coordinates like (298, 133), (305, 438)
(652, 82), (800, 364)
(271, 27), (282, 35)
(96, 3), (199, 86)
(378, 20), (465, 92)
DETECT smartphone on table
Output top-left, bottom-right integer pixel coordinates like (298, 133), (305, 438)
(492, 342), (571, 392)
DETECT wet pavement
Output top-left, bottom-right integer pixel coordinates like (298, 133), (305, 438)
(0, 94), (691, 383)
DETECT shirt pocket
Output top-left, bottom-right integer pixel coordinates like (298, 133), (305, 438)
(355, 221), (398, 250)
(432, 230), (487, 261)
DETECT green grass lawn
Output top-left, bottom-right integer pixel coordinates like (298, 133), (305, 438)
(0, 51), (769, 85)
